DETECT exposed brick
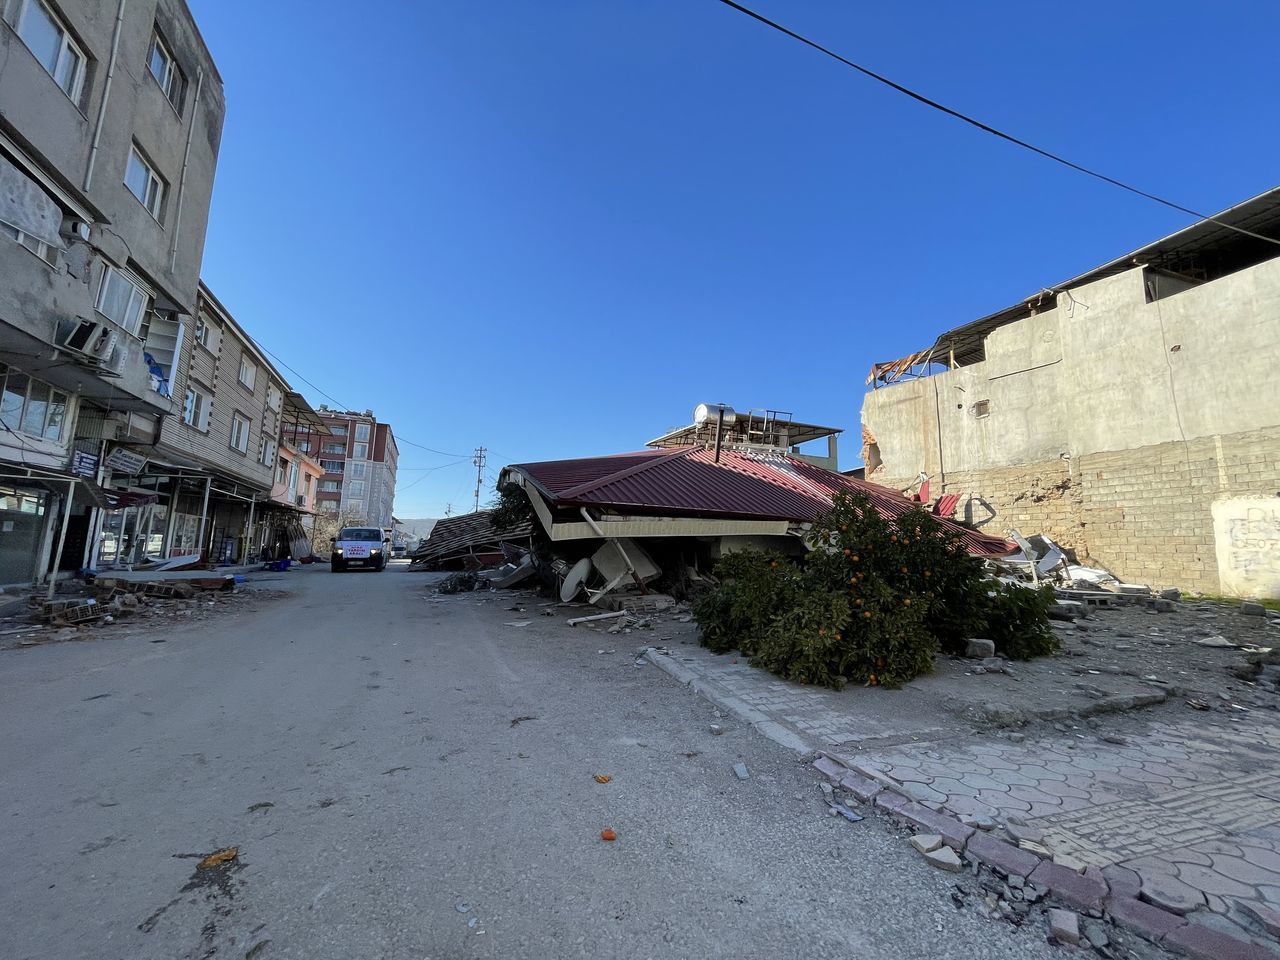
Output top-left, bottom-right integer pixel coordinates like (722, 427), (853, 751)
(1164, 920), (1278, 960)
(813, 756), (845, 782)
(1106, 895), (1186, 942)
(1030, 860), (1108, 911)
(965, 831), (1042, 878)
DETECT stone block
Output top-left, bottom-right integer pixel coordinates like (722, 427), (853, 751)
(813, 756), (845, 782)
(1107, 894), (1187, 942)
(874, 791), (910, 816)
(894, 803), (974, 851)
(965, 638), (996, 658)
(1164, 921), (1276, 960)
(966, 832), (1042, 879)
(837, 771), (882, 804)
(1241, 601), (1267, 617)
(1048, 908), (1081, 945)
(1029, 860), (1108, 911)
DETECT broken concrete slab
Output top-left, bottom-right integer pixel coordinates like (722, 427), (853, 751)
(1240, 601), (1267, 617)
(910, 833), (943, 855)
(923, 845), (964, 873)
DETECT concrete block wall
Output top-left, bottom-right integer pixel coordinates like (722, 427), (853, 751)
(871, 427), (1280, 595)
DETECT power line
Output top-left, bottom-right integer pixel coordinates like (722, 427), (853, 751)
(249, 336), (470, 459)
(712, 0), (1280, 247)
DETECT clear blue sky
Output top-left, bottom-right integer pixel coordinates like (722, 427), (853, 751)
(188, 0), (1280, 518)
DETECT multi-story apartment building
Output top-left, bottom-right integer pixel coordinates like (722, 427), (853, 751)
(286, 408), (398, 530)
(0, 0), (223, 582)
(92, 282), (327, 566)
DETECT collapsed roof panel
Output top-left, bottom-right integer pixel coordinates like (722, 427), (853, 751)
(506, 447), (1011, 557)
(408, 510), (532, 569)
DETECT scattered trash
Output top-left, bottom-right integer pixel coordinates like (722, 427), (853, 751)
(709, 723), (724, 736)
(1186, 698), (1211, 711)
(567, 610), (629, 627)
(244, 939), (271, 960)
(594, 774), (611, 784)
(503, 620), (532, 627)
(509, 715), (537, 727)
(245, 802), (274, 813)
(1196, 635), (1238, 648)
(830, 803), (864, 822)
(455, 902), (471, 914)
(733, 762), (750, 780)
(600, 828), (617, 841)
(468, 916), (478, 929)
(197, 846), (239, 870)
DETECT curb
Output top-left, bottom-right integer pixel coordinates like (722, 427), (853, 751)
(812, 755), (1279, 960)
(643, 648), (813, 754)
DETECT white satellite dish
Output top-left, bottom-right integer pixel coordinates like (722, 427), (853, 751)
(560, 558), (593, 603)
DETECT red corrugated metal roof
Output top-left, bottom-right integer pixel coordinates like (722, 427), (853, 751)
(511, 448), (1012, 556)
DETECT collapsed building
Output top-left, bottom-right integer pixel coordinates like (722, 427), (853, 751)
(494, 406), (1009, 605)
(861, 187), (1280, 599)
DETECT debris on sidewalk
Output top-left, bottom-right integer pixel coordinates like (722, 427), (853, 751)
(600, 828), (617, 842)
(197, 846), (239, 870)
(593, 774), (611, 784)
(733, 762), (750, 780)
(923, 846), (964, 873)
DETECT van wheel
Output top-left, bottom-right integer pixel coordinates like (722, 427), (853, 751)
(332, 561), (345, 573)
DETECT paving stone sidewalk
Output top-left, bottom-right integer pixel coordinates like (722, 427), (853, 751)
(647, 642), (1280, 953)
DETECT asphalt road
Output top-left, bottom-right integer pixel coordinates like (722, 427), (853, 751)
(0, 563), (1064, 960)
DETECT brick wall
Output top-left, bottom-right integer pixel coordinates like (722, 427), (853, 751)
(870, 427), (1280, 595)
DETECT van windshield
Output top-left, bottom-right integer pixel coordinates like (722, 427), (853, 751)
(339, 528), (381, 541)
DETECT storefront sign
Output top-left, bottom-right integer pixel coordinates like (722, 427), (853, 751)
(104, 446), (148, 475)
(71, 450), (100, 477)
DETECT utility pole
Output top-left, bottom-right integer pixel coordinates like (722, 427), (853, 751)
(472, 446), (487, 513)
(443, 503), (453, 517)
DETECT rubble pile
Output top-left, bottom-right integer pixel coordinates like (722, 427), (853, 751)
(1, 575), (254, 650)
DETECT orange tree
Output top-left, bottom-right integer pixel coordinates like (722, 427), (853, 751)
(691, 491), (1055, 688)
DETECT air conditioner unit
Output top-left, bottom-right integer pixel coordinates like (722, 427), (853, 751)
(57, 319), (117, 362)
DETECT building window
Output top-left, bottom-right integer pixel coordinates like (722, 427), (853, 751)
(125, 145), (165, 219)
(265, 384), (282, 412)
(352, 442), (368, 460)
(237, 354), (257, 390)
(347, 480), (366, 498)
(96, 266), (151, 336)
(320, 480), (340, 493)
(298, 439), (310, 453)
(181, 384), (209, 430)
(192, 315), (210, 348)
(0, 220), (59, 266)
(8, 0), (85, 101)
(147, 29), (186, 112)
(259, 435), (276, 467)
(348, 461), (366, 480)
(319, 459), (343, 474)
(347, 499), (365, 517)
(230, 412), (250, 453)
(328, 425), (347, 437)
(322, 442), (345, 454)
(355, 423), (370, 442)
(276, 458), (287, 484)
(320, 500), (338, 513)
(0, 364), (69, 441)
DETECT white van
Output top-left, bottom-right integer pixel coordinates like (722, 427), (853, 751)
(331, 527), (390, 572)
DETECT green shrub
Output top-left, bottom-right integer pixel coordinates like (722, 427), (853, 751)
(690, 491), (1055, 688)
(979, 581), (1059, 659)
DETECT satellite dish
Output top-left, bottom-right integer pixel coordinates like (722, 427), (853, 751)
(560, 558), (593, 603)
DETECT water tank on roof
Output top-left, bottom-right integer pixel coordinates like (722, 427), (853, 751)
(694, 403), (735, 427)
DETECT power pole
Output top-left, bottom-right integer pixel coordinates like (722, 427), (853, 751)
(472, 446), (487, 513)
(443, 503), (453, 517)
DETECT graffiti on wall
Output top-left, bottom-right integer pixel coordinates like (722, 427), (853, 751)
(1212, 498), (1280, 599)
